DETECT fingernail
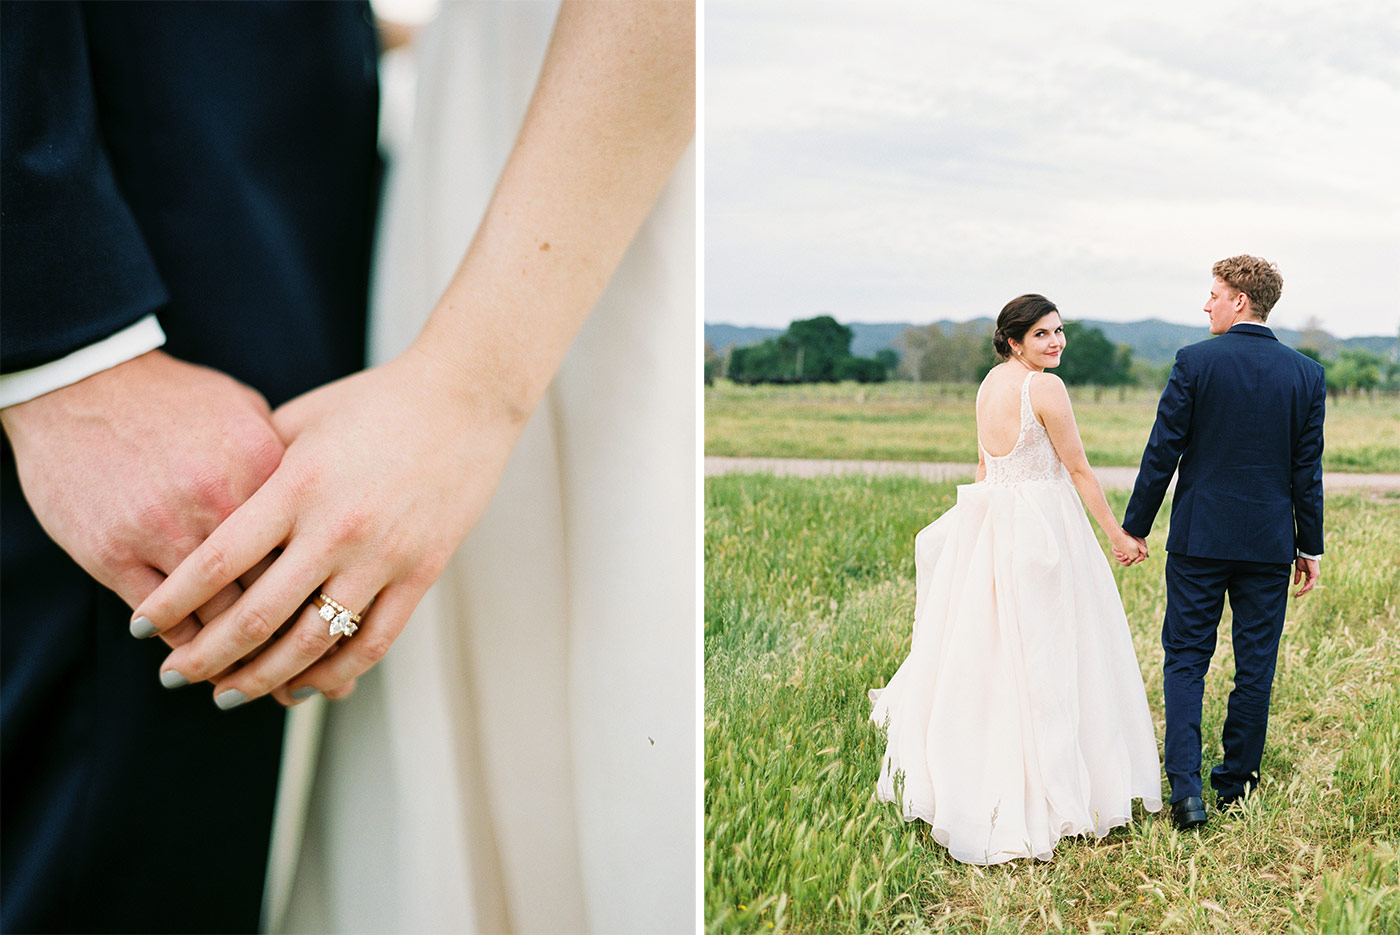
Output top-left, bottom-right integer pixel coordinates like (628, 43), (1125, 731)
(130, 616), (158, 639)
(291, 686), (320, 701)
(215, 689), (249, 711)
(160, 669), (189, 689)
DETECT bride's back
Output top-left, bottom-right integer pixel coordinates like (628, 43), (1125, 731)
(976, 363), (1033, 457)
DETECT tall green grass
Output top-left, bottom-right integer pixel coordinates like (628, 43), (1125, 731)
(704, 381), (1400, 473)
(706, 476), (1400, 933)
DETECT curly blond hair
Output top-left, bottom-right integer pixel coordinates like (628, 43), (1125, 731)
(1212, 255), (1283, 320)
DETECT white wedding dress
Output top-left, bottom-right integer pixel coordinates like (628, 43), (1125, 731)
(868, 371), (1161, 865)
(266, 3), (695, 932)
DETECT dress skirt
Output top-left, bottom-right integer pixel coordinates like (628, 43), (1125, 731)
(870, 477), (1162, 864)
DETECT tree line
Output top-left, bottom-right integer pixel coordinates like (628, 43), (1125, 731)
(706, 315), (1135, 387)
(706, 315), (1399, 394)
(1298, 346), (1400, 395)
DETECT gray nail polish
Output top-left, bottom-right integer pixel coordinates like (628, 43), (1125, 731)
(130, 616), (158, 639)
(215, 689), (249, 711)
(160, 669), (189, 690)
(291, 686), (320, 701)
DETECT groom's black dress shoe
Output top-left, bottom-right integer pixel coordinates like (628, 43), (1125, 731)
(1170, 796), (1208, 830)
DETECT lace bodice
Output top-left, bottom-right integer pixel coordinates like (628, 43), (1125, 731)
(979, 371), (1071, 487)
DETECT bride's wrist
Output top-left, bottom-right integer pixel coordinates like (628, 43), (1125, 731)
(402, 330), (536, 437)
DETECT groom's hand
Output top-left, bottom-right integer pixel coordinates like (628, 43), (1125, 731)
(1293, 556), (1320, 597)
(0, 351), (284, 649)
(1112, 534), (1148, 566)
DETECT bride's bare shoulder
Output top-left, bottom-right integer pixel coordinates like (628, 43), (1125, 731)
(1028, 369), (1067, 393)
(1028, 369), (1072, 418)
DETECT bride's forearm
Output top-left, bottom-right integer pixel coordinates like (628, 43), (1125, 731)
(411, 0), (695, 430)
(1070, 467), (1123, 538)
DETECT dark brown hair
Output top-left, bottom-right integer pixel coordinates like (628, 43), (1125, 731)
(993, 294), (1059, 359)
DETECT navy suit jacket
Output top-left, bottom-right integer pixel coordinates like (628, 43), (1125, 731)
(1122, 322), (1325, 565)
(1, 1), (378, 405)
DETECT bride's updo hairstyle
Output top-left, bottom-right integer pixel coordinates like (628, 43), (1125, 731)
(993, 294), (1059, 359)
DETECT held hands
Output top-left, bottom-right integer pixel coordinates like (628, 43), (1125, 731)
(1111, 531), (1149, 567)
(131, 345), (522, 707)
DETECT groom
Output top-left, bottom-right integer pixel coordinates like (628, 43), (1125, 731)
(1, 3), (378, 931)
(1122, 255), (1325, 830)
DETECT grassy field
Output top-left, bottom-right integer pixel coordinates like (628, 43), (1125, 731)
(705, 474), (1400, 933)
(704, 381), (1400, 473)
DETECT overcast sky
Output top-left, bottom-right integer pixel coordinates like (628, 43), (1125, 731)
(705, 0), (1400, 338)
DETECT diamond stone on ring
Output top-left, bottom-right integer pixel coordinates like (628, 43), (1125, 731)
(314, 593), (361, 638)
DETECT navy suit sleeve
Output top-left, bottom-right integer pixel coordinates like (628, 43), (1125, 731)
(1291, 370), (1325, 556)
(1123, 348), (1193, 538)
(0, 1), (168, 373)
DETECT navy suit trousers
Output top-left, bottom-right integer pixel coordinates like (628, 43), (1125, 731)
(1162, 553), (1291, 803)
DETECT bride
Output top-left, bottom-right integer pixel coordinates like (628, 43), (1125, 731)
(868, 294), (1162, 865)
(131, 2), (695, 931)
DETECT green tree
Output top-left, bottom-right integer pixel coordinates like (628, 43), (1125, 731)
(1326, 348), (1384, 394)
(1056, 322), (1133, 386)
(784, 315), (853, 381)
(725, 315), (886, 384)
(727, 339), (793, 383)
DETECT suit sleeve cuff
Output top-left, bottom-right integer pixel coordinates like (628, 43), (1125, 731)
(1297, 550), (1322, 561)
(0, 315), (166, 407)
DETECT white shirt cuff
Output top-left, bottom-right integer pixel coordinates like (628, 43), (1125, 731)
(0, 315), (167, 408)
(1297, 550), (1321, 561)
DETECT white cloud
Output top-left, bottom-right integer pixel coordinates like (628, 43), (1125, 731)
(706, 0), (1400, 337)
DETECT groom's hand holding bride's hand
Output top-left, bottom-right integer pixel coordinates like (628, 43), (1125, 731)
(1110, 530), (1149, 567)
(129, 345), (520, 707)
(1130, 535), (1148, 564)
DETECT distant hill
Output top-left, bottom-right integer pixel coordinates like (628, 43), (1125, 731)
(704, 324), (782, 352)
(706, 318), (1398, 366)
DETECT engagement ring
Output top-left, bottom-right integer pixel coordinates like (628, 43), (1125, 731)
(313, 593), (361, 638)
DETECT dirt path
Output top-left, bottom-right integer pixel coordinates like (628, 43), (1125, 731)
(704, 456), (1400, 493)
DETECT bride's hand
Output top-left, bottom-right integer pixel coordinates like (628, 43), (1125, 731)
(130, 344), (521, 707)
(1110, 529), (1147, 566)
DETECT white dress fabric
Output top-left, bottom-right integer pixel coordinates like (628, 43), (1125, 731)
(868, 371), (1161, 865)
(269, 3), (695, 932)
